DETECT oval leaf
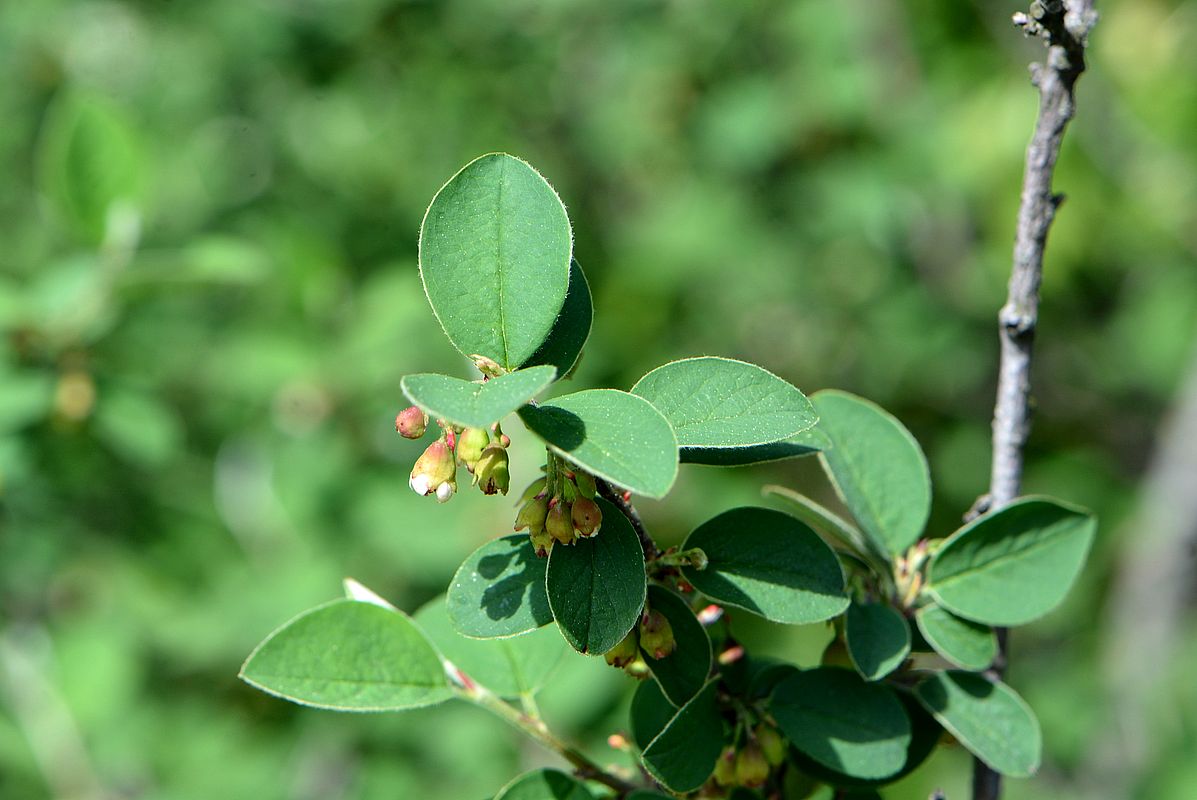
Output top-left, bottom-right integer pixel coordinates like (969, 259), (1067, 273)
(447, 535), (554, 638)
(915, 604), (997, 671)
(681, 507), (848, 624)
(680, 424), (828, 466)
(519, 389), (679, 499)
(762, 484), (889, 570)
(419, 153), (572, 369)
(546, 498), (646, 654)
(239, 599), (451, 711)
(845, 602), (911, 681)
(631, 357), (817, 457)
(641, 681), (724, 793)
(770, 667), (911, 780)
(927, 496), (1096, 626)
(914, 671), (1041, 777)
(401, 365), (557, 429)
(811, 390), (931, 556)
(642, 585), (712, 706)
(494, 769), (596, 800)
(414, 596), (566, 698)
(521, 259), (593, 378)
(785, 692), (941, 789)
(630, 679), (676, 750)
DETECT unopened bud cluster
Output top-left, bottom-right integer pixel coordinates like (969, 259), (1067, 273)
(711, 723), (787, 791)
(400, 406), (510, 503)
(514, 456), (604, 557)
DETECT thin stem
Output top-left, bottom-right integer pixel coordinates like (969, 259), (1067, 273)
(596, 480), (660, 560)
(974, 3), (1096, 798)
(451, 668), (637, 795)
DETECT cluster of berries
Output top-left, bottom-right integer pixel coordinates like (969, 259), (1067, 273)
(602, 605), (677, 674)
(513, 458), (604, 557)
(396, 406), (511, 502)
(712, 724), (787, 789)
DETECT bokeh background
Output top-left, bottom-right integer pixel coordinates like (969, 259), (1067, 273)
(2, 0), (1196, 798)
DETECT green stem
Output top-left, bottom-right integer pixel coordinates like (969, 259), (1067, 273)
(451, 670), (637, 795)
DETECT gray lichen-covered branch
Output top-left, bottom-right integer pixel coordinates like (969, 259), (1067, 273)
(975, 2), (1097, 799)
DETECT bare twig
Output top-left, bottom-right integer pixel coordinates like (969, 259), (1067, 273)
(597, 480), (661, 560)
(975, 3), (1097, 799)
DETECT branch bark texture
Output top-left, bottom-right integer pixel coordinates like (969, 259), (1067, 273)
(976, 3), (1096, 799)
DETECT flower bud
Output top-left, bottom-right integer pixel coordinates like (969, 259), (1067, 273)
(755, 724), (785, 767)
(713, 746), (737, 787)
(735, 742), (769, 788)
(529, 525), (554, 558)
(474, 443), (510, 495)
(395, 406), (428, 439)
(456, 427), (490, 472)
(546, 499), (575, 545)
(518, 476), (548, 504)
(573, 470), (597, 499)
(639, 609), (676, 659)
(604, 629), (639, 668)
(435, 478), (456, 503)
(470, 355), (504, 378)
(514, 496), (549, 535)
(571, 496), (602, 537)
(409, 439), (456, 497)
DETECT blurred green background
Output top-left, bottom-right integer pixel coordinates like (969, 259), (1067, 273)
(2, 0), (1195, 798)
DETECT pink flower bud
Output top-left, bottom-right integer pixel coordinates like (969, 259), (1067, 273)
(571, 497), (602, 537)
(395, 406), (428, 439)
(409, 439), (456, 498)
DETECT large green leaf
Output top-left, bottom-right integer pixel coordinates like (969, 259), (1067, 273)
(37, 91), (142, 243)
(631, 357), (817, 458)
(680, 507), (848, 624)
(679, 426), (827, 466)
(493, 769), (596, 800)
(770, 667), (911, 780)
(447, 535), (554, 638)
(914, 671), (1041, 777)
(519, 389), (679, 499)
(926, 497), (1096, 626)
(414, 596), (566, 698)
(641, 585), (711, 706)
(521, 259), (593, 378)
(914, 604), (997, 671)
(844, 602), (911, 681)
(419, 153), (572, 369)
(401, 365), (557, 429)
(546, 498), (646, 654)
(641, 681), (724, 793)
(811, 390), (931, 556)
(785, 693), (941, 789)
(239, 599), (451, 711)
(630, 680), (676, 749)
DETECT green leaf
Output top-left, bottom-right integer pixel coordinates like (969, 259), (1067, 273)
(785, 693), (941, 789)
(811, 390), (931, 556)
(401, 365), (557, 429)
(914, 604), (997, 671)
(914, 671), (1041, 777)
(546, 498), (646, 654)
(521, 259), (593, 378)
(770, 667), (911, 780)
(519, 389), (679, 499)
(447, 535), (554, 638)
(239, 599), (451, 711)
(419, 153), (573, 370)
(926, 496), (1096, 626)
(679, 424), (828, 466)
(414, 596), (566, 698)
(37, 91), (142, 243)
(493, 769), (596, 800)
(630, 679), (676, 750)
(762, 484), (888, 569)
(641, 681), (724, 793)
(631, 357), (817, 458)
(844, 602), (911, 681)
(680, 507), (848, 624)
(642, 585), (711, 706)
